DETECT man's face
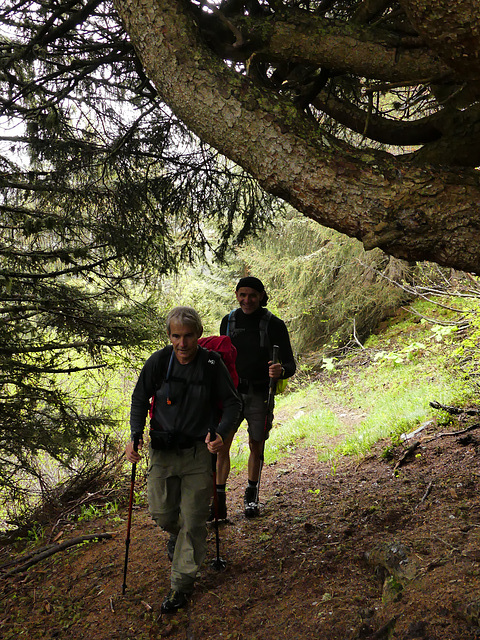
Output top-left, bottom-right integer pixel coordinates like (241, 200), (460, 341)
(168, 319), (202, 364)
(235, 286), (264, 315)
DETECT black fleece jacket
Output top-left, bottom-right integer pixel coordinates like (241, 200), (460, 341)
(129, 346), (241, 441)
(220, 307), (296, 394)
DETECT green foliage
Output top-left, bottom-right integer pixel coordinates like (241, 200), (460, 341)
(24, 524), (46, 544)
(450, 312), (480, 392)
(0, 284), (161, 522)
(321, 357), (336, 371)
(234, 210), (413, 354)
(0, 1), (276, 526)
(371, 323), (458, 367)
(77, 501), (119, 523)
(373, 342), (427, 366)
(335, 377), (447, 456)
(157, 265), (238, 334)
(430, 324), (458, 342)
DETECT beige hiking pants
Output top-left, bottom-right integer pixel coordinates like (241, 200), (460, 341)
(147, 443), (213, 592)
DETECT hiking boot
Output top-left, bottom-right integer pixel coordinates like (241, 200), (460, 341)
(167, 534), (177, 562)
(161, 589), (189, 614)
(207, 490), (227, 521)
(244, 485), (259, 518)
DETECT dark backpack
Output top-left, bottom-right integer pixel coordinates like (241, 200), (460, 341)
(148, 337), (238, 420)
(226, 309), (288, 394)
(226, 308), (272, 349)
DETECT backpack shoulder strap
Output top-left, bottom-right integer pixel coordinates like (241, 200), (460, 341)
(227, 307), (272, 351)
(149, 345), (173, 417)
(199, 345), (221, 392)
(259, 309), (272, 350)
(226, 309), (236, 336)
(153, 345), (173, 384)
(199, 344), (220, 364)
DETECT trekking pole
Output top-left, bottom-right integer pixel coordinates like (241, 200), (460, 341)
(255, 344), (279, 512)
(209, 426), (226, 571)
(122, 434), (140, 595)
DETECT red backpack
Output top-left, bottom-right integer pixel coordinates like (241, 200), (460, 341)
(198, 335), (239, 388)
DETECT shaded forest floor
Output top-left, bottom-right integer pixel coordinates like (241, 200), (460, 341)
(3, 414), (480, 639)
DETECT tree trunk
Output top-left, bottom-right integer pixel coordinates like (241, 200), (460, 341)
(114, 0), (480, 273)
(400, 0), (480, 81)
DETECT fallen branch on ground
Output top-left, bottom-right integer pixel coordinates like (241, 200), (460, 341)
(415, 480), (433, 510)
(393, 441), (420, 472)
(1, 533), (113, 577)
(423, 424), (480, 444)
(0, 543), (59, 571)
(430, 401), (480, 416)
(393, 420), (480, 471)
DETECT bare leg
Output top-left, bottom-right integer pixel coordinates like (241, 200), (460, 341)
(247, 437), (263, 482)
(216, 429), (236, 485)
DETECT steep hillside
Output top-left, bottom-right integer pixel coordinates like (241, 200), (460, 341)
(2, 411), (480, 639)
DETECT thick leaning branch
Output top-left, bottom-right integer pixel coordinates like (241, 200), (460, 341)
(315, 94), (480, 156)
(233, 12), (453, 84)
(114, 0), (480, 273)
(400, 0), (480, 82)
(312, 93), (442, 146)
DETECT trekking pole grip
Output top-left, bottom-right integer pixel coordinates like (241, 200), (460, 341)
(270, 345), (280, 392)
(131, 434), (140, 474)
(272, 345), (279, 365)
(133, 433), (140, 453)
(209, 426), (217, 470)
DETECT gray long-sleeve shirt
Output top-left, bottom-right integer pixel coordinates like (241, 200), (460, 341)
(129, 345), (241, 441)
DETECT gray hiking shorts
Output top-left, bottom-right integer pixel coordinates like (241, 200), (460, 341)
(233, 389), (270, 442)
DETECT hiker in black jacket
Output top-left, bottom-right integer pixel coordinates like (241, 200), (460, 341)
(213, 277), (296, 519)
(126, 306), (241, 613)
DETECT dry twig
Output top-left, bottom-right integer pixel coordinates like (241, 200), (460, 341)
(393, 441), (420, 471)
(423, 424), (480, 444)
(1, 533), (113, 577)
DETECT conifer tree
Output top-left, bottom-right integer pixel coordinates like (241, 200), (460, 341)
(0, 0), (274, 518)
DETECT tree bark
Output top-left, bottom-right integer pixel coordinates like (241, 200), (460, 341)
(400, 0), (480, 81)
(114, 0), (480, 273)
(231, 12), (453, 82)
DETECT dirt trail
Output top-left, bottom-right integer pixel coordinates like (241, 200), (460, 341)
(2, 416), (480, 639)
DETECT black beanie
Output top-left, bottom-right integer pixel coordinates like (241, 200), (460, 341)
(235, 277), (269, 306)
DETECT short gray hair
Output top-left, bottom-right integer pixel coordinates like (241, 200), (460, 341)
(166, 306), (203, 336)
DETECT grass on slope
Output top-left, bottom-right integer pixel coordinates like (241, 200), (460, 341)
(229, 299), (476, 473)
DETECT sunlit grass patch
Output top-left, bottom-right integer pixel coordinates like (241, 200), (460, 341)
(321, 361), (469, 460)
(229, 405), (342, 472)
(265, 407), (341, 463)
